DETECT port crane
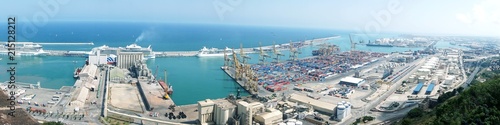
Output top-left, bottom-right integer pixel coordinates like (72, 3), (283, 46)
(230, 47), (258, 94)
(154, 65), (159, 81)
(232, 49), (242, 80)
(289, 41), (301, 61)
(223, 49), (231, 69)
(272, 42), (284, 63)
(258, 42), (270, 65)
(349, 34), (357, 52)
(239, 43), (251, 64)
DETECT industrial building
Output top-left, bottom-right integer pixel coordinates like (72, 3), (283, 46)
(254, 108), (283, 125)
(339, 77), (365, 87)
(426, 83), (435, 95)
(335, 101), (351, 121)
(236, 101), (265, 125)
(289, 93), (336, 115)
(117, 52), (144, 69)
(197, 99), (237, 125)
(413, 83), (424, 94)
(69, 64), (99, 112)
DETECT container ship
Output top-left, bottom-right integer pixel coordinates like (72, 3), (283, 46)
(196, 46), (233, 57)
(0, 42), (49, 56)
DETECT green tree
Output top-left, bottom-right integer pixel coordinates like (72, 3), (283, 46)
(407, 108), (424, 118)
(42, 121), (64, 125)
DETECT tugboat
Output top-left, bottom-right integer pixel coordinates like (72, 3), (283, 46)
(73, 67), (82, 79)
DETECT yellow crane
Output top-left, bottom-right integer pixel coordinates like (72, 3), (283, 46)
(273, 41), (284, 63)
(289, 40), (301, 61)
(259, 42), (270, 65)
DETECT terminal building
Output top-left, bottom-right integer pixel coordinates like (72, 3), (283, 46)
(339, 77), (365, 87)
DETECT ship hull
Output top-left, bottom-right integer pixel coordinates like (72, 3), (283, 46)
(0, 51), (49, 56)
(365, 44), (394, 47)
(197, 53), (233, 57)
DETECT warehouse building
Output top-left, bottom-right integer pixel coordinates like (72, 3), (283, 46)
(289, 93), (336, 115)
(339, 77), (365, 87)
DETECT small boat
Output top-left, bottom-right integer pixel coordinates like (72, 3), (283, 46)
(74, 67), (82, 79)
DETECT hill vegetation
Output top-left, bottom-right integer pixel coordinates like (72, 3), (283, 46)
(397, 75), (500, 125)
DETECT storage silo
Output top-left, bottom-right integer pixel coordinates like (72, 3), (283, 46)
(418, 76), (426, 83)
(336, 105), (346, 121)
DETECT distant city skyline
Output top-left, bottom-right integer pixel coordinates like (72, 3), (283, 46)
(2, 0), (499, 37)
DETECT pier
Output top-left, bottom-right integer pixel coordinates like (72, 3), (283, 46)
(41, 36), (337, 57)
(0, 41), (94, 45)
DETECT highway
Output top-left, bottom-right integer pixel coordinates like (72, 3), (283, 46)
(461, 61), (482, 89)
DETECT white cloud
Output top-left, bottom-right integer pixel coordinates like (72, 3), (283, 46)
(455, 0), (500, 36)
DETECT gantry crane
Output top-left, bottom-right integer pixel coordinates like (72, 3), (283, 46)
(259, 42), (270, 65)
(223, 49), (231, 69)
(289, 40), (301, 61)
(154, 65), (159, 81)
(240, 43), (251, 64)
(349, 34), (356, 52)
(232, 49), (242, 80)
(273, 42), (284, 63)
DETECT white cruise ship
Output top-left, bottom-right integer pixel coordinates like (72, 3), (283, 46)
(197, 46), (233, 57)
(90, 43), (155, 60)
(0, 42), (49, 56)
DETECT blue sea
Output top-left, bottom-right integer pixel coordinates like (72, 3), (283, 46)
(0, 22), (459, 105)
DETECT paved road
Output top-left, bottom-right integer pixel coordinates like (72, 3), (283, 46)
(341, 56), (427, 124)
(461, 63), (481, 89)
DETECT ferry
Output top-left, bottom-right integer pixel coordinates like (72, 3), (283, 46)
(90, 43), (156, 60)
(0, 42), (49, 56)
(197, 46), (233, 57)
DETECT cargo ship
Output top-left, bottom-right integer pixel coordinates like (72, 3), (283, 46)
(0, 42), (49, 56)
(196, 46), (233, 57)
(366, 43), (394, 47)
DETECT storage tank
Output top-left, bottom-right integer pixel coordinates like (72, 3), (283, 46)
(336, 105), (346, 120)
(286, 122), (296, 125)
(337, 102), (343, 106)
(278, 123), (287, 125)
(445, 76), (455, 85)
(408, 76), (416, 83)
(421, 65), (433, 70)
(295, 121), (303, 125)
(418, 76), (426, 83)
(435, 73), (444, 80)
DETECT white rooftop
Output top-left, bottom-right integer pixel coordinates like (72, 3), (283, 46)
(340, 77), (365, 84)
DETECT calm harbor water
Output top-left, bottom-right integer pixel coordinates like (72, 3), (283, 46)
(0, 22), (464, 105)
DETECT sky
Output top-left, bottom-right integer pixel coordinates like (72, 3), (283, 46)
(1, 0), (499, 37)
